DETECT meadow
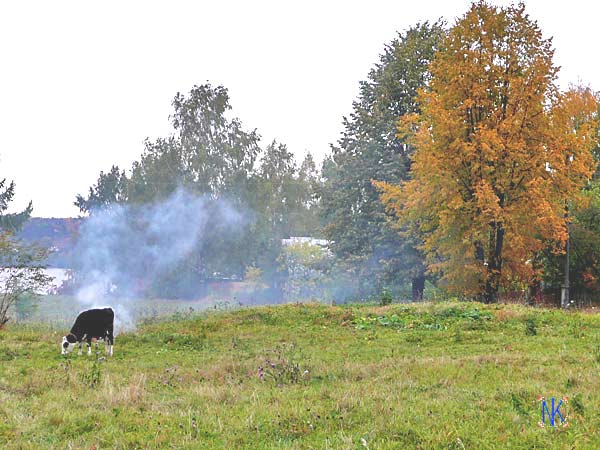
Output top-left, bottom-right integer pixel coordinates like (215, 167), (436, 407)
(1, 300), (599, 449)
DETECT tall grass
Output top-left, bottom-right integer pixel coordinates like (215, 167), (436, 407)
(0, 301), (599, 448)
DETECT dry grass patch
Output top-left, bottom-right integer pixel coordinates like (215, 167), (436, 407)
(103, 373), (147, 407)
(494, 308), (522, 321)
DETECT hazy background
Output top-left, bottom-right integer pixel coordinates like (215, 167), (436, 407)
(1, 0), (599, 217)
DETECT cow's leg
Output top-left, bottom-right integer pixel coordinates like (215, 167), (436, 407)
(78, 341), (82, 356)
(86, 337), (92, 356)
(107, 326), (114, 356)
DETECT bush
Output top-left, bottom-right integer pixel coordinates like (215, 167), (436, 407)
(524, 317), (537, 336)
(379, 289), (393, 306)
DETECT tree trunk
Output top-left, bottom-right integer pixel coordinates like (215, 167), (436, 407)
(357, 269), (368, 300)
(483, 222), (505, 304)
(527, 278), (542, 306)
(483, 272), (500, 303)
(411, 274), (425, 302)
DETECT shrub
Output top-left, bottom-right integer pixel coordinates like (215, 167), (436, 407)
(524, 317), (537, 336)
(379, 289), (393, 306)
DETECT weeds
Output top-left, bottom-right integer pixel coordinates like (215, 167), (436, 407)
(593, 344), (600, 364)
(571, 393), (585, 416)
(58, 358), (73, 383)
(189, 415), (199, 440)
(379, 289), (393, 306)
(159, 365), (182, 387)
(524, 317), (537, 336)
(213, 300), (235, 311)
(258, 343), (310, 385)
(510, 392), (528, 416)
(80, 352), (103, 388)
(352, 307), (492, 331)
(569, 317), (585, 338)
(453, 326), (463, 343)
(565, 377), (577, 388)
(161, 333), (205, 351)
(0, 348), (19, 361)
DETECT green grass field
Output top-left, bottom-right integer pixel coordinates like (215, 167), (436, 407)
(1, 301), (599, 449)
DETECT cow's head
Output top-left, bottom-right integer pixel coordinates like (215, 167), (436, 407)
(61, 334), (77, 355)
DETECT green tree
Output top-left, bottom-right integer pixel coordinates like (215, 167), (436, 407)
(76, 83), (323, 297)
(277, 241), (332, 301)
(542, 175), (600, 297)
(571, 182), (600, 293)
(0, 179), (32, 232)
(256, 140), (298, 238)
(74, 165), (128, 213)
(293, 153), (322, 237)
(76, 84), (262, 208)
(171, 84), (261, 199)
(245, 143), (323, 289)
(0, 178), (50, 327)
(321, 23), (444, 300)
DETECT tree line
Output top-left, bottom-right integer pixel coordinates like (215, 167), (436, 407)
(74, 1), (600, 303)
(74, 84), (321, 298)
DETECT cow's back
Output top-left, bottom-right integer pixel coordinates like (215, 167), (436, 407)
(73, 308), (114, 338)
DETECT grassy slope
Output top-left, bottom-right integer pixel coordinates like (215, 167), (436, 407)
(0, 302), (599, 449)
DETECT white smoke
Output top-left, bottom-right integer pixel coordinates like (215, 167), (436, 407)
(72, 187), (246, 332)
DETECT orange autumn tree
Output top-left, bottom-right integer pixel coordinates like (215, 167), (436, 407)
(376, 2), (598, 303)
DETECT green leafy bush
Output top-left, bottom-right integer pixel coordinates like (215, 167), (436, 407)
(379, 289), (393, 306)
(524, 317), (537, 336)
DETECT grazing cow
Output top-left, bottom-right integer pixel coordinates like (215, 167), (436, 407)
(61, 308), (114, 356)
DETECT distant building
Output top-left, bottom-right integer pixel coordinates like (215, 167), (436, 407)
(281, 236), (329, 247)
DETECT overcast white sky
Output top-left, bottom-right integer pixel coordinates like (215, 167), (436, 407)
(1, 0), (599, 217)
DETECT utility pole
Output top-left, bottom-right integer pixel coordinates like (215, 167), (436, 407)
(561, 153), (573, 309)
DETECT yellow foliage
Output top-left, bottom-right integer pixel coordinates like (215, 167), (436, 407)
(376, 2), (599, 300)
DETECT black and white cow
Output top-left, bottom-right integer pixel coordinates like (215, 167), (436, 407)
(61, 308), (114, 356)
